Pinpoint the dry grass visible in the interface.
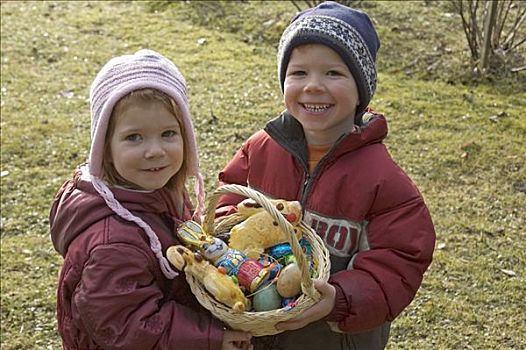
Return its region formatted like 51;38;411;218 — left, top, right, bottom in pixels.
1;1;524;349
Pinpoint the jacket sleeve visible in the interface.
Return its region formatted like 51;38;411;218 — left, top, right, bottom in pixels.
74;243;224;350
326;171;435;333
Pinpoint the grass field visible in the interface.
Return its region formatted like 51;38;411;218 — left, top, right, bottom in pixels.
1;1;525;349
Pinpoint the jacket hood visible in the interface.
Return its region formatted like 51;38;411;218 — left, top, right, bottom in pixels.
49;165;183;256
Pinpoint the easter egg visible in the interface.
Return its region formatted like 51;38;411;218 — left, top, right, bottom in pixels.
276;263;302;298
252;283;282;312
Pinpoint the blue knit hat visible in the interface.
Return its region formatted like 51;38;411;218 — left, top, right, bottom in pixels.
277;1;380;121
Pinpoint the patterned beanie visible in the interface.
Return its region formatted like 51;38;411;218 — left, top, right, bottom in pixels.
277;1;380;121
88;49;205;279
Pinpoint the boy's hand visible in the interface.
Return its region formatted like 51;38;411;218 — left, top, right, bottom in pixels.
222;330;253;350
275;279;336;331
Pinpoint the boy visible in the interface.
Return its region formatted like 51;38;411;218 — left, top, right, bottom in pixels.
217;2;435;349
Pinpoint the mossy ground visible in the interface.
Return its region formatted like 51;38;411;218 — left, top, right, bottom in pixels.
1;1;524;349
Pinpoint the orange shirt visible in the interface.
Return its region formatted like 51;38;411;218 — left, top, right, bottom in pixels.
307;143;332;173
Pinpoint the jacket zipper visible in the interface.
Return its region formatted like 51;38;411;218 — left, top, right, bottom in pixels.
300;135;347;205
300;153;327;205
264;113;350;206
300;173;310;205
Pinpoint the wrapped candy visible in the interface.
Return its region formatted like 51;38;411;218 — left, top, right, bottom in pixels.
258;255;281;279
177;221;270;293
266;242;294;265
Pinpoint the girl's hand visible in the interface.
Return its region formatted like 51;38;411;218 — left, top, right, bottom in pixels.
222;330;253;350
274;279;336;332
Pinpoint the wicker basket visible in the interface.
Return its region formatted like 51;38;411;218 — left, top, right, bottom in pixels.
186;184;331;336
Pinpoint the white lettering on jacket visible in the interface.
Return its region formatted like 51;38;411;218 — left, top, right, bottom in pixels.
304;211;363;257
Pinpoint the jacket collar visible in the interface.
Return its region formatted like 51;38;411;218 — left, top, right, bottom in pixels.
264;111;309;165
264;110;388;164
49;165;191;255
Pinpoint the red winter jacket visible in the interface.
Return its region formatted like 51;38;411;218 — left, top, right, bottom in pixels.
218;112;435;348
50;166;224;350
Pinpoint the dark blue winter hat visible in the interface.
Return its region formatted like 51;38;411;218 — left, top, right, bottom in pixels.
277;1;380;120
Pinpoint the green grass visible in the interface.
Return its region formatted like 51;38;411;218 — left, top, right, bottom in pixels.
1;1;525;349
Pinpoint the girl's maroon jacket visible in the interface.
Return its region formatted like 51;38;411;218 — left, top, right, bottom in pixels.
50;167;224;350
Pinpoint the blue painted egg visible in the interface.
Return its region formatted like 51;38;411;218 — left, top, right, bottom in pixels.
252;283;282;312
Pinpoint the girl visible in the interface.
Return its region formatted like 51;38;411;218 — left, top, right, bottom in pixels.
50;49;252;350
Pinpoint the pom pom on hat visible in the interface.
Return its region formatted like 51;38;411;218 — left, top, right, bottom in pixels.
87;49;205;279
277;1;380;121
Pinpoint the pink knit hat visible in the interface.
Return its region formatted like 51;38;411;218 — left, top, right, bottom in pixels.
87;49;205;279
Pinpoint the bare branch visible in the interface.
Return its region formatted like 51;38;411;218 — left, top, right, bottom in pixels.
503;4;526;48
510;65;526;72
290;1;303;12
470;0;481;59
481;0;498;70
457;0;478;59
494;0;512;47
454;0;524;71
509;36;526;51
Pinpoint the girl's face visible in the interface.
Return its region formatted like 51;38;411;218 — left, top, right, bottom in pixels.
108;100;184;191
283;43;360;145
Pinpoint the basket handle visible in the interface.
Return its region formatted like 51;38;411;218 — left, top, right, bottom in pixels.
202;184;318;300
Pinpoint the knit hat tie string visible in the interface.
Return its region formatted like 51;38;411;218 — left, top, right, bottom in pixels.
91;175;179;279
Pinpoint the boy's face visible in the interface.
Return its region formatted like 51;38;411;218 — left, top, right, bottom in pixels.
283;44;359;145
108;100;184;191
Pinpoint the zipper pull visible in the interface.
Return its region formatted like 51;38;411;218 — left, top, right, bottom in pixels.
301;173;310;202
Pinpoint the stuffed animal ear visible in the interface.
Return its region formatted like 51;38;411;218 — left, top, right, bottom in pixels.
176;221;214;249
239;198;261;208
237;198;264;216
166;246;188;270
